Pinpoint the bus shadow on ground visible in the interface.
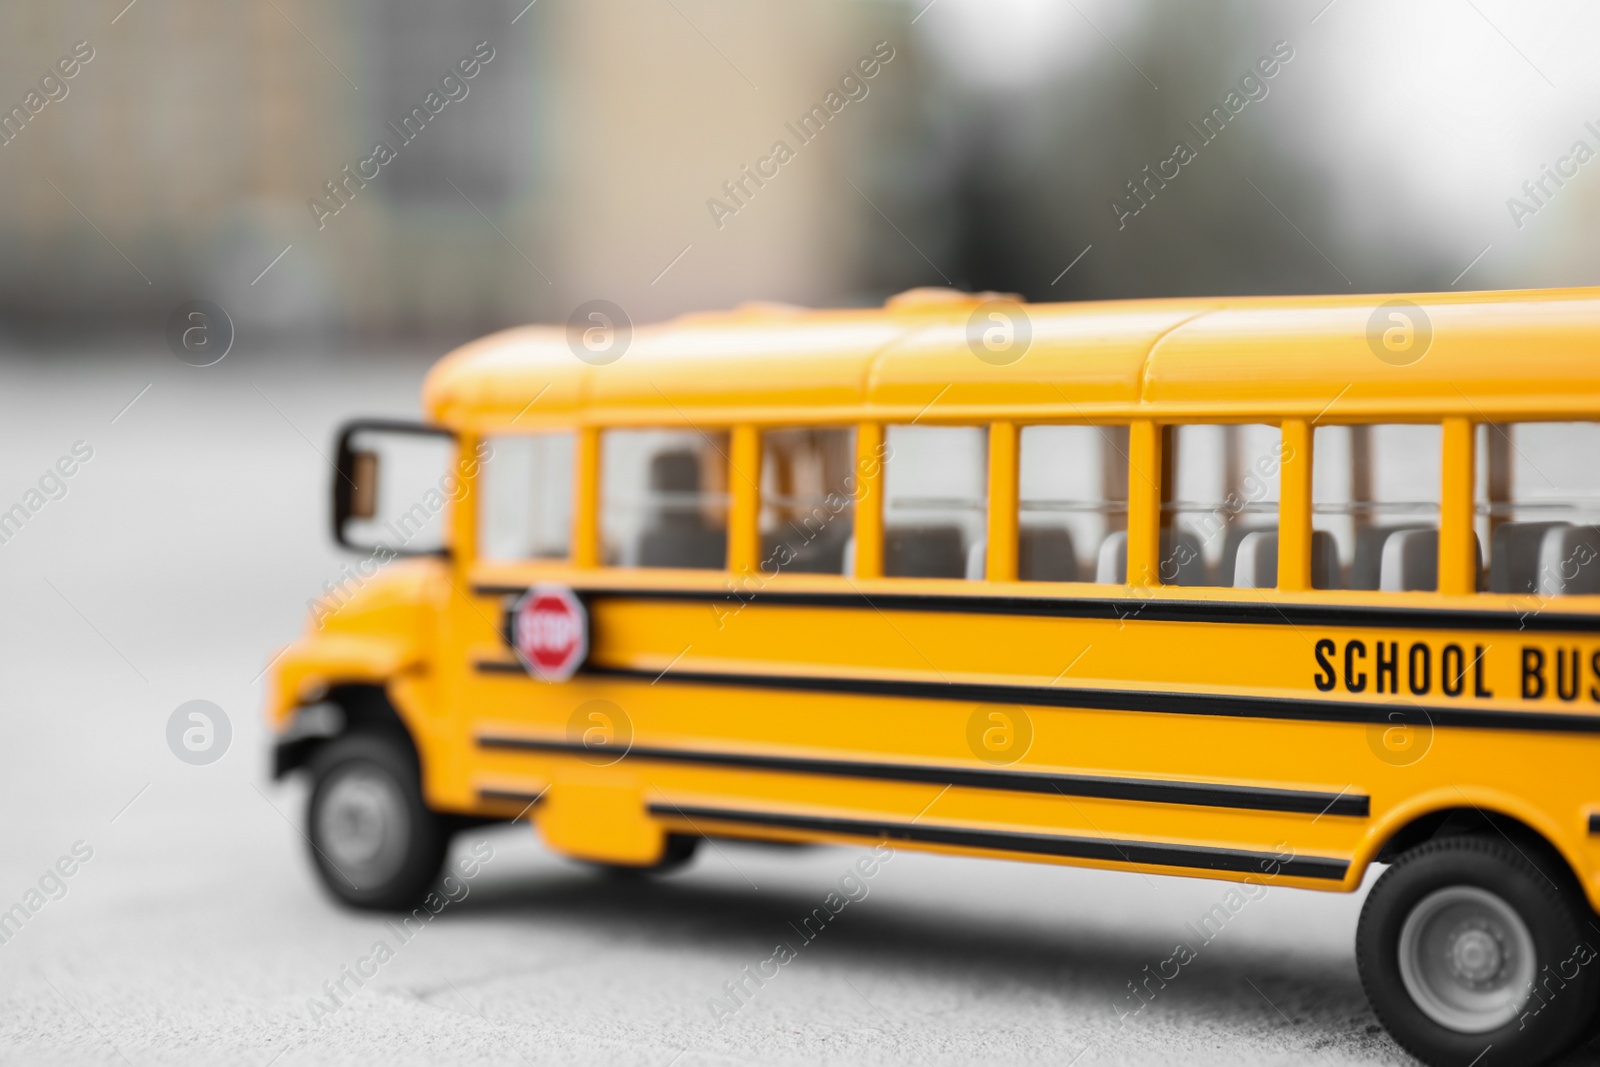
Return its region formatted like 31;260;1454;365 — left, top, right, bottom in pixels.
445;855;1600;1065
448;855;1409;1056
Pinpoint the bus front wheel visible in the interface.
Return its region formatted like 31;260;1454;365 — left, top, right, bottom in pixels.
305;733;448;911
1356;834;1599;1066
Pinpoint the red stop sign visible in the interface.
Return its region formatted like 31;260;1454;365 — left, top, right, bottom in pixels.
511;585;588;682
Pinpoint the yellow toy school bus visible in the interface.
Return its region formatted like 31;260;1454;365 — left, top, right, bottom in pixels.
269;286;1600;1066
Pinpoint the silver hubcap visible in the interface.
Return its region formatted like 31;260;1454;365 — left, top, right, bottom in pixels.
1397;886;1535;1033
317;767;410;886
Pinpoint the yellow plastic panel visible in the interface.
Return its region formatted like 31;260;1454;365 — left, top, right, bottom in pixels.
1145;291;1600;419
866;302;1207;417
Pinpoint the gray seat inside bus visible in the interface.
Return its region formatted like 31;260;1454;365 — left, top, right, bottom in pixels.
637;450;727;569
1489;520;1567;594
1231;530;1275;589
1350;524;1429;590
761;525;850;574
965;538;986;580
1094;529;1205;585
1537;525;1600;596
1231;529;1340;589
1377;528;1483;592
884;524;966;577
1020;526;1079;582
959;528;1082;582
1219;524;1266;590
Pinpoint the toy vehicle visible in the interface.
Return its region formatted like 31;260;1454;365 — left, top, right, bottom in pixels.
268;286;1600;1066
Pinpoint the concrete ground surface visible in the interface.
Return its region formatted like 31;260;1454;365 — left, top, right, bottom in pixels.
0;342;1594;1066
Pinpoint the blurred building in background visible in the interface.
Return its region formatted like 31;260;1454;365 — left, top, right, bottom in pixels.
0;0;554;339
0;0;1598;344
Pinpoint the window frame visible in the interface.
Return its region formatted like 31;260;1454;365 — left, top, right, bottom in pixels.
1276;417;1476;597
589;423;737;573
542;412;1533;600
473;428;579;565
999;419;1135;586
875;421;993;582
1472;416;1600;599
1153;421;1289;590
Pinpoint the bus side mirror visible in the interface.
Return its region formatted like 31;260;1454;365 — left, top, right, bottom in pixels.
333;420;458;557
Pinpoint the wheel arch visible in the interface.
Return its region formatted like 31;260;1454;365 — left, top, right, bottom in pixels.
272;682;421;781
1360;794;1590;906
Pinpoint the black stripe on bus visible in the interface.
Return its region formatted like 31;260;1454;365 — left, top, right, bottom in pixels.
472;657;1600;734
478;659;538;674
1589;813;1600;835
477;787;547;808
471;583;1600;633
475;735;1367;817
646;803;1349;881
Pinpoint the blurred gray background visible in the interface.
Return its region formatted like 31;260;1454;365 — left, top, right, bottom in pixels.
3;1;1600;1064
1;0;1596;342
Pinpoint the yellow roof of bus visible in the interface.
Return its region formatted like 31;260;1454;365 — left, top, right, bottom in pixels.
423;286;1600;429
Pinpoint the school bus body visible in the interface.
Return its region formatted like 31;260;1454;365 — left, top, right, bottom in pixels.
268;286;1600;909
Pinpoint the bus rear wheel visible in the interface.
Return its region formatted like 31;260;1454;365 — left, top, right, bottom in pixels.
1356;834;1599;1066
305;733;448;911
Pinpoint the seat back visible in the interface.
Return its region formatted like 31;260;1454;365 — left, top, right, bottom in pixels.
884;525;966;578
1537;526;1600;596
762;526;849;575
1232;531;1277;588
1094;529;1205;585
964;538;987;581
1019;526;1078;582
636;448;725;568
1490;521;1567;594
1219;524;1263;591
1310;529;1340;589
1160;529;1206;586
638;523;726;569
1352;524;1428;590
1230;529;1339;589
1379;529;1438;592
1377;529;1483;592
1095;531;1128;584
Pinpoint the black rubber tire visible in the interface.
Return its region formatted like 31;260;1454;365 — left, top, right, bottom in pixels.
305;733;448;911
597;834;700;878
1356;834;1600;1066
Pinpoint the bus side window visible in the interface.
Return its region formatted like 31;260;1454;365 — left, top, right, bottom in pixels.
760;427;855;575
882;425;987;579
1476;421;1600;596
1162;424;1282;588
479;432;575;561
1313;424;1446;591
1017;424;1128;583
601;428;730;570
